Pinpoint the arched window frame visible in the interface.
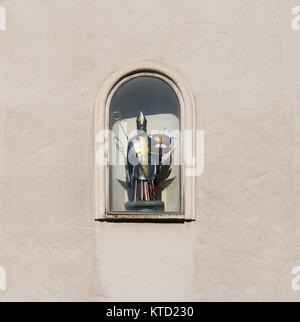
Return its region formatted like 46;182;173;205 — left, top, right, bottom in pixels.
0;7;6;31
95;61;196;221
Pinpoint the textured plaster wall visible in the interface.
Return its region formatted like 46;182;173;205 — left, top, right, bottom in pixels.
0;0;299;302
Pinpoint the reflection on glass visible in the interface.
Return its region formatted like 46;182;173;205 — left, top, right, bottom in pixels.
109;74;181;214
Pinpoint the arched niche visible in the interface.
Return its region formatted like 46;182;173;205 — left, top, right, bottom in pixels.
95;61;196;221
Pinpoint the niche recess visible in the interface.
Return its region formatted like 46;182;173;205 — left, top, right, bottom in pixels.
95;61;196;221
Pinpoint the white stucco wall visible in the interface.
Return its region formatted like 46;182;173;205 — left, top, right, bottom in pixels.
0;0;299;301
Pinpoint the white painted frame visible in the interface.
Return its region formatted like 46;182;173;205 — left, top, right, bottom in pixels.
95;61;196;221
0;7;6;31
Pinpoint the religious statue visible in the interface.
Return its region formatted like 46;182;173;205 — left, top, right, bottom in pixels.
123;110;174;212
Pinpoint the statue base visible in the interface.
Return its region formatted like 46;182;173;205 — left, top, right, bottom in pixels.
125;201;165;213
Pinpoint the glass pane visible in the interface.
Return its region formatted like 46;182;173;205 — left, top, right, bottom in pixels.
109;74;182;214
